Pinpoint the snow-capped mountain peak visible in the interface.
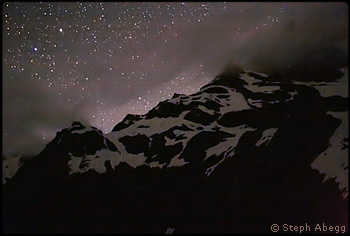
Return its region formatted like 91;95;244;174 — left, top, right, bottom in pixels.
3;64;348;234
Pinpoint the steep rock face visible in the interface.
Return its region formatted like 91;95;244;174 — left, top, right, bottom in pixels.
57;121;119;156
3;121;120;183
3;64;348;233
102;65;348;181
112;114;144;132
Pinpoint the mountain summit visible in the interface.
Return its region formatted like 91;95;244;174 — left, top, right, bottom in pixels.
3;65;348;233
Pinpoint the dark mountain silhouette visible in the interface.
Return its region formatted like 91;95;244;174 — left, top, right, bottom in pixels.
3;63;348;233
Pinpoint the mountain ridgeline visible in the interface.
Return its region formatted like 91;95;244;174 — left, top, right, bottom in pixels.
3;64;348;233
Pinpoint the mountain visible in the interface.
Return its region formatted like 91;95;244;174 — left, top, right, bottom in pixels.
3;64;348;233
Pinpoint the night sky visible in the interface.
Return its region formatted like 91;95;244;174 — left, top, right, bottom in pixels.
3;2;348;157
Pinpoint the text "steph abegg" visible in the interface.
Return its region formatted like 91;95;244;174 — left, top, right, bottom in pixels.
283;223;347;234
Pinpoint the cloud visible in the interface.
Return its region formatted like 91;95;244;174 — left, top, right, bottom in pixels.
3;77;90;156
235;2;348;74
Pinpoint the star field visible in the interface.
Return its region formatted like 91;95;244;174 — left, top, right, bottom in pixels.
3;2;347;157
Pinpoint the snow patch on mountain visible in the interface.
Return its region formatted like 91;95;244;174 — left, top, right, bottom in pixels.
218;88;251;113
245;70;269;78
311;111;348;198
244;84;281;94
68;154;82;174
68;146;123;174
120;150;147;168
247;98;263;108
255;128;278;147
168;155;188;167
287;91;298;101
148;161;167;168
2;155;22;184
197;104;215;115
293;67;348;98
71;126;95;134
240;73;280;94
108;112;188;139
240;73;263;84
205;125;256;161
204;125;256;176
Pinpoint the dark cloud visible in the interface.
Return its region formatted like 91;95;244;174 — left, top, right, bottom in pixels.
3;77;89;156
236;2;348;73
